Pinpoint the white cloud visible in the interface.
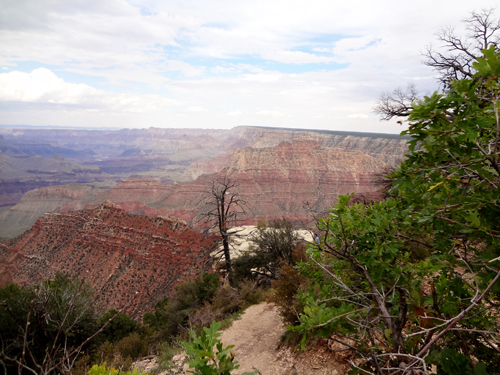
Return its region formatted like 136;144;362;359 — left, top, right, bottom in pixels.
256;109;288;118
347;114;369;119
0;68;181;113
260;50;334;64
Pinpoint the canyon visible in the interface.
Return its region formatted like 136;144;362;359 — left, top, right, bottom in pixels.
0;125;408;317
0;202;216;317
0;126;408;239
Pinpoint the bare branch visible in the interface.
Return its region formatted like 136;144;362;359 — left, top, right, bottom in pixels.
373;83;418;121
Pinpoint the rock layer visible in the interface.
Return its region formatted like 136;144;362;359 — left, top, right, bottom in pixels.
0;202;217;317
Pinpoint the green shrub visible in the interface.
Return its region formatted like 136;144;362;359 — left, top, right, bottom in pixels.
211;286;241;315
96;341;116;366
88;364;147;375
147;273;221;343
267;244;307;325
157;342;183;369
115;333;148;360
248;218;302;279
182;321;257;375
0;274;98;374
232;251;271;285
97;308;140;344
237;279;264;307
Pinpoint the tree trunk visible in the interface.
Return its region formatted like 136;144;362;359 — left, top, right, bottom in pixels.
222;233;235;287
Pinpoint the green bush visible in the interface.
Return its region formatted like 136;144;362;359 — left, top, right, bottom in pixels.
88;364;147;375
0;274;98;375
115;333;148;361
237;279;264;307
157;342;183;370
97;308;140;344
267;245;308;325
146;273;220;343
293;48;500;372
182;321;257;375
96;341;116;367
248;218;302;279
211;286;241;316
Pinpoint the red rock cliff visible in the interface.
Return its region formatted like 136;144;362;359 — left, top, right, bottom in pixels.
0;202;217;318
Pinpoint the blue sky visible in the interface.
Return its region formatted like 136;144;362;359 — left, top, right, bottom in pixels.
0;0;497;133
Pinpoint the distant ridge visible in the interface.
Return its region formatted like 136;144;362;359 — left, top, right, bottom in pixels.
234;125;409;139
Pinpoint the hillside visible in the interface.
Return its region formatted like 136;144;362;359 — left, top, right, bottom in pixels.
0;202;217;317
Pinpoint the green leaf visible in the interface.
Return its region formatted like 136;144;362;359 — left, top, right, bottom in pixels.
473;46;500;77
384;329;392;340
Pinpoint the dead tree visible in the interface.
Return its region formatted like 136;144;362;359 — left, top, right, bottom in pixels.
199;174;245;287
375;9;500;121
424;8;500;89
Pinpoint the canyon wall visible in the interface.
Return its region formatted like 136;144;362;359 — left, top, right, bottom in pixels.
0;127;409;239
0;202;217;317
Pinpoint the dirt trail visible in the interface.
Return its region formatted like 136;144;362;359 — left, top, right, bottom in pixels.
135;302;349;374
219;303;348;375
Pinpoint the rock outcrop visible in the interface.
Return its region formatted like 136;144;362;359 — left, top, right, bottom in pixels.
152;138;398;227
210;225;313;261
0;202;217;318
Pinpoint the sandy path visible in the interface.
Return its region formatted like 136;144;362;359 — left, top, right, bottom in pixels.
136;302;348;374
219;303;285;374
219;303;347;375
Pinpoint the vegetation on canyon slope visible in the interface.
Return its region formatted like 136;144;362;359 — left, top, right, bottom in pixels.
0;271;265;374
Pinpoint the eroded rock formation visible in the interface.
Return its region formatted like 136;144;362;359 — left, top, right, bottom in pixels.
0;202;217;317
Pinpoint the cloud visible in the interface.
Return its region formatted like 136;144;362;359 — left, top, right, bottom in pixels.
256;109;288;118
259;50;334;64
0;0;498;132
0;68;181;113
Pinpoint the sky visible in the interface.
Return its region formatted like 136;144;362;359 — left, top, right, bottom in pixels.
0;0;497;133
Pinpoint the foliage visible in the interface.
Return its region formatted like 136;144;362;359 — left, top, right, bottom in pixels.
115;333;148;361
144;273;220;342
267;245;308;325
292;49;500;374
87;363;147;375
237;217;302;281
236;279;264;307
250;218;301;267
97;308;141;344
0;274;98;375
182;321;257;375
157;342;183;370
210;286;242;316
95;341;116;367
